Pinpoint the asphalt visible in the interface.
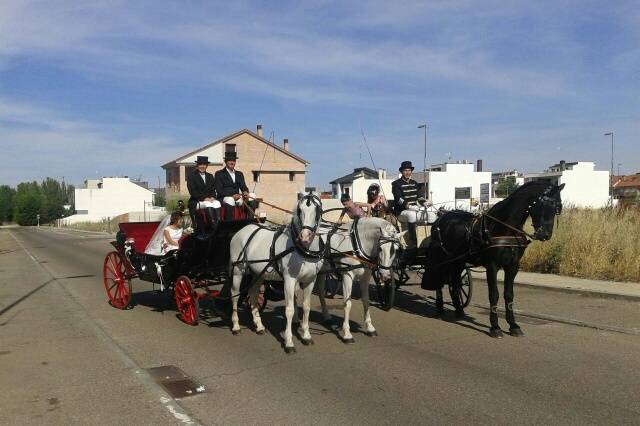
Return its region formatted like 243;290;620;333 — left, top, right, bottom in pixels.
2;227;640;425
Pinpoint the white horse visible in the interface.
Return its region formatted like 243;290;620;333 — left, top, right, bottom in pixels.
229;192;324;353
316;217;403;343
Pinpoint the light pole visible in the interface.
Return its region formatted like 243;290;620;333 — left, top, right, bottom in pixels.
617;163;622;176
418;123;427;199
605;132;614;202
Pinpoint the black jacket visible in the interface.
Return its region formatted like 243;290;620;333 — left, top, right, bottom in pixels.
187;169;216;202
391;177;420;215
214;168;249;198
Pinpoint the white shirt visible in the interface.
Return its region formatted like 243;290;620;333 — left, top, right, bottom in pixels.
163;226;183;253
200;172;206;183
226;167;236;183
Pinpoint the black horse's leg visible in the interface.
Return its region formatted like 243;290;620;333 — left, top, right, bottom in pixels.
503;263;523;336
450;267;465;319
486;263;503;338
435;288;444;317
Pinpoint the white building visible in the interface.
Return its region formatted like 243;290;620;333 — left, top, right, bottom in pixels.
330;167;395;203
491;170;525;196
65;177;158;224
524;161;610;208
414;161;492;210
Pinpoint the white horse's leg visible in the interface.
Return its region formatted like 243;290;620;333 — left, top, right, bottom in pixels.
299;283;314;344
292;285;301;325
341;274;355;343
249;278;266;334
283;276;297;353
316;274;331;324
360;270;377;336
230;270;243;335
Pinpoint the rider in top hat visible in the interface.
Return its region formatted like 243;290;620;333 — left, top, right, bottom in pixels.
392;160;426;260
214;151;257;219
187;155;221;229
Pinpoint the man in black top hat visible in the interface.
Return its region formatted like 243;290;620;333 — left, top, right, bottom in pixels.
214;151;257;219
187;155;221;231
392;160;426;261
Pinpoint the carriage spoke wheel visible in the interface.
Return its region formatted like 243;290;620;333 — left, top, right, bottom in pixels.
103;251;132;309
174;276;199;325
373;269;396;311
448;268;473;308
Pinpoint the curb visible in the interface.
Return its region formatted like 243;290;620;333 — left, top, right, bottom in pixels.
470;272;640;302
45;227;113;236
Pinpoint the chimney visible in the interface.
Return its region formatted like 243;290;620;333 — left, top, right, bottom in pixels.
560;160;566;171
476;159;483;172
283;138;289;151
378;168;385;180
256;124;263;137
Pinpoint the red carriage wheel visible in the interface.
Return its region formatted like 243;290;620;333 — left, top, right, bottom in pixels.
174;276;199;325
103;251;133;309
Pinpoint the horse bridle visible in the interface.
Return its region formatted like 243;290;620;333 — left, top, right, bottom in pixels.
349;219;400;271
291;193;324;257
526;187;562;237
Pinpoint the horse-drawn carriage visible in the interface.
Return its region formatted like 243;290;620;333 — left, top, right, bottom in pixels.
102;204;269;325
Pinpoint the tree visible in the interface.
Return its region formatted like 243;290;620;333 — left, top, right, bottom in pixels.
495;176;519;198
40;177;67;222
13;182;45;226
0;185;16;224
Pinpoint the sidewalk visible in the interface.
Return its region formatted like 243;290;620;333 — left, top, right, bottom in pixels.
470;269;640;301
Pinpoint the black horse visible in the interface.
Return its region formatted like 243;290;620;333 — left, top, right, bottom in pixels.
422;181;564;338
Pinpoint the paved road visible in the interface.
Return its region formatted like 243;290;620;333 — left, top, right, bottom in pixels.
2;227;640;425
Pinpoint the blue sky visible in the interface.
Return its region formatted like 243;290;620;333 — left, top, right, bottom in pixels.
1;0;638;189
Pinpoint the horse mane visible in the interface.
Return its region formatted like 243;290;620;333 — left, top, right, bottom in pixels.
488;180;550;217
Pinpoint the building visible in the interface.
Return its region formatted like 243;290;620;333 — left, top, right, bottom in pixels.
612;173;640;205
524;161;609;208
491;170;525;196
329;167;394;202
414;161;492;210
162;125;309;219
65;177;157;224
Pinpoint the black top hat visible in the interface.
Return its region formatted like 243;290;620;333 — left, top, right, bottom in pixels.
195;155;210;165
399;161;414;171
224;151;238;161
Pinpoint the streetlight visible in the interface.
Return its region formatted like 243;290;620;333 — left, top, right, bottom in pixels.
604;132;614;202
417;123;427;199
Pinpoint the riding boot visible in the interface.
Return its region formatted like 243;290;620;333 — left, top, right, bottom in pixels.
402;222;418;263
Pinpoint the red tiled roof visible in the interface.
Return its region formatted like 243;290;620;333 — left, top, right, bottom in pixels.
613;174;640;189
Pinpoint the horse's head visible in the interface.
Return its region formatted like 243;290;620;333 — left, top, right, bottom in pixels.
529;183;564;241
376;224;405;281
293;192;323;247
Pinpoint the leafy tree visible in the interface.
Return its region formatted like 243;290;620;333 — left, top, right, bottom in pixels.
13;182;45;226
495;176;520;198
41;177;67;223
154;193;166;207
0;185;16;224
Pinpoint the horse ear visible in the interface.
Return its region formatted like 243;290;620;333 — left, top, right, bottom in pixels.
396;230;407;240
297;193;303;201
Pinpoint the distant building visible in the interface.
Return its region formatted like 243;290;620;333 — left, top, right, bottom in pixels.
612;173;640;205
65;177;157;224
524;160;609;208
414;161;492;210
162;125;309;219
491;170;525;196
329;167;394;202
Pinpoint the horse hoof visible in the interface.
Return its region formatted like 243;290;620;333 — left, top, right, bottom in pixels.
489;328;503;339
342;337;355;344
455;310;465;320
365;330;378;337
284;346;296;354
301;338;314;346
510;327;524;337
256;329;266;335
231;329;241;336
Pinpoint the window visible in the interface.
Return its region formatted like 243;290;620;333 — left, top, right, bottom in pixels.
253;171;260;182
225;143;236;153
289;172;295;182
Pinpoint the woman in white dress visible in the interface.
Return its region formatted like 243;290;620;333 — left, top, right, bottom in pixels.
162;212;185;253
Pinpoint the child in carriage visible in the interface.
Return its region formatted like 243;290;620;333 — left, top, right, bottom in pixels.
338;193;368;223
162;212;187;253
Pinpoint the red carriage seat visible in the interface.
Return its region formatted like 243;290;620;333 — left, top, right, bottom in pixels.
219;205;249;221
118;222;161;253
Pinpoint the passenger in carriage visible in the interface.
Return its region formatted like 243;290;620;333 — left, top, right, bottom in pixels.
338;193;367;223
162;212;187;253
187;155;221;230
214;151;257;220
392;161;427;261
366;183;387;217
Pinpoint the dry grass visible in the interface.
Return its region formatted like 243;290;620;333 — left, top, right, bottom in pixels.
62;217;122;234
521;207;640;282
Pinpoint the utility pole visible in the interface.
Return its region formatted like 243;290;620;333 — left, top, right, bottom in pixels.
418;124;427;199
605;132;614;203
